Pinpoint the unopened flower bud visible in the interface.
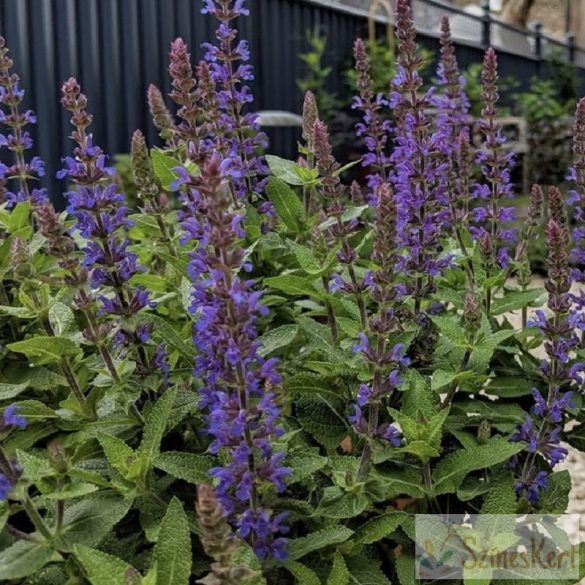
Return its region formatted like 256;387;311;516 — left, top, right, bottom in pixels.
10;236;31;280
463;291;482;331
47;441;68;473
477;419;491;443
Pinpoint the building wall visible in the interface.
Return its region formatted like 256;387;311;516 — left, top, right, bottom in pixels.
454;0;566;40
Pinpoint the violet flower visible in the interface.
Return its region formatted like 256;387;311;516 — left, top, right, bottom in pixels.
0;404;26;501
390;0;452;309
352;184;406;479
312;119;368;328
470;48;517;269
512;220;579;504
201;0;268;202
568;98;585;291
0;36;47;207
59;79;155;369
178;156;289;561
434;17;472;229
352;38;392;204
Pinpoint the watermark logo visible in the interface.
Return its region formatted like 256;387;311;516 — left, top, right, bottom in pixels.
415;514;580;581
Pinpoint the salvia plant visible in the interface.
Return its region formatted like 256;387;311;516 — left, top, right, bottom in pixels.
1;0;585;584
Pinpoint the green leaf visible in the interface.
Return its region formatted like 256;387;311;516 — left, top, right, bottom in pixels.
538;469;572;513
151;149;181;191
153;451;214;484
284;374;339;398
98;432;136;476
266;155;318;186
328;552;349;585
8;201;32;232
8;335;81;364
481;471;517;514
284;561;322;585
17;449;54;483
137;390;176;478
74;545;141;585
0;541;54;580
346;556;392;585
61;495;132;550
285;450;328;483
258;325;298;356
266;177;307;232
133;313;192;362
353;512;407;545
49;301;77;335
433;438;525;495
432;315;468;348
0;380;30;401
315;488;369;519
156;497;191;585
491;288;545;315
296;395;347;450
395;553;417;585
264;275;323;299
288;526;353;561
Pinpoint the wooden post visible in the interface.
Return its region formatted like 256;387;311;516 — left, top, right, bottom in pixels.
368;0;395;49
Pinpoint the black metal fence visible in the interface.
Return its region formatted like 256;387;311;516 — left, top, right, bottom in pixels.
0;0;584;203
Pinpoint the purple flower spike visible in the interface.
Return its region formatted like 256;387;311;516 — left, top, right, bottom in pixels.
470;48;517;268
0;36;47;207
179;154;288;560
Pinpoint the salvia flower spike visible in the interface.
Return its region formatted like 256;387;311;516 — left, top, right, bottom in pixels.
0;36;47;207
471;48;516;273
390;0;452;312
178;155;289;561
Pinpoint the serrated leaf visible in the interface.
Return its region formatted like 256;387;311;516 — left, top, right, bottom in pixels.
17;449;54;483
74;545;141;585
266;154;318;186
151;149;181;191
296;395;347;449
156;497;191;585
433;439;525;495
315;488;369;519
538;469;571;513
137;390;176;478
353;512;407;544
481;471;517;514
258;325;298;356
286;451;328;483
491;288;545;315
285;561;322;585
264;275;323;299
328;552;349;585
288;526;354;561
395;553;417;585
61;495;132;550
98;432;135;476
153;451;214;484
49;301;77;335
8;335;81;364
284;374;339;398
432;316;468;348
266;177;307;232
346;556;392;584
0;541;54;580
0;380;30;400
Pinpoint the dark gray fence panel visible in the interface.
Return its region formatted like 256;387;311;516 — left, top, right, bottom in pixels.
0;0;583;206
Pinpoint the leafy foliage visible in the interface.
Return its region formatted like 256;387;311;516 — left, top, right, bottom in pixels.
0;1;582;584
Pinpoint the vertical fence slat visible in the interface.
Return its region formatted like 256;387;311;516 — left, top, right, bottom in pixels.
0;0;582;204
